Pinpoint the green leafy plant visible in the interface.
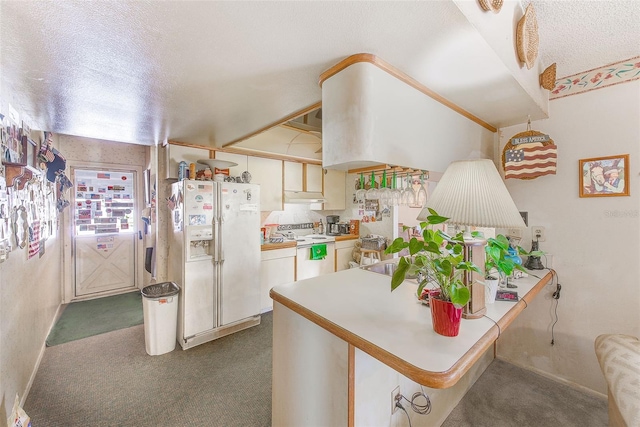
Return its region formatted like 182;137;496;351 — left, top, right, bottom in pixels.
484;234;544;282
384;208;480;307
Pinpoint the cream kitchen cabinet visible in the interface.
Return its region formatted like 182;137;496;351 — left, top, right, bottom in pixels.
305;164;323;192
260;247;296;313
284;161;323;193
334;238;357;271
165;144;211;179
215;153;283;211
213;152;248;177
248;156;283;211
284;161;303;191
321;169;346;210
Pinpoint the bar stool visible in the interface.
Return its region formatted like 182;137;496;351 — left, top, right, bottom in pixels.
360;249;381;266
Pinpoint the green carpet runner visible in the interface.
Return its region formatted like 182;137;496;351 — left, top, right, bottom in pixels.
46;291;143;346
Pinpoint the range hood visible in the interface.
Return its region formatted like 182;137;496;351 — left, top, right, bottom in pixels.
284;191;325;203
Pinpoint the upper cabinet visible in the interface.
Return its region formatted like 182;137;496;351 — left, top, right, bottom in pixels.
284;161;324;193
283;161;303;192
322;169;346;210
305;164;323;193
166;144;211;179
248;156;283;211
214;152;248;178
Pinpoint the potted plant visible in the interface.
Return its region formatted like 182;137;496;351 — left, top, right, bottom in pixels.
483;235;544;303
385;208;481;337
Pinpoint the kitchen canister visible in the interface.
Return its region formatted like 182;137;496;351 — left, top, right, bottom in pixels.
178;161;188;181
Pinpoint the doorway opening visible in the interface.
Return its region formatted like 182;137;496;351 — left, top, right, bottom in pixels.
72;167;138;298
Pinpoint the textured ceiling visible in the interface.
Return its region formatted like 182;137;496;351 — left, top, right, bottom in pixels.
535;0;640;78
1;1;638;149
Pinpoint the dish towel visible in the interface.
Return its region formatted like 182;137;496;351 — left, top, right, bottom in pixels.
310;244;327;260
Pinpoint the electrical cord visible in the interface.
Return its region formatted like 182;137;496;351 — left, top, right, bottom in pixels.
551;295;560;346
517;296;528;308
545;268;561;345
401;386;432;415
396;402;412;427
483;315;501;339
395;386;431;426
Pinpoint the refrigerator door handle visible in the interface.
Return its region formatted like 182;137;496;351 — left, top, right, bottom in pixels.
212;216;219;262
219;215;224;262
217;184;224;262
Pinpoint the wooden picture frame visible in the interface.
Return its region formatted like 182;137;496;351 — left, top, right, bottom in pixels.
26;138;37;168
580;154;629;197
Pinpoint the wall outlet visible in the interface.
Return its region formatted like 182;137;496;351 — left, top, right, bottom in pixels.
507;228;522;238
391;386;400;414
532;226;546;242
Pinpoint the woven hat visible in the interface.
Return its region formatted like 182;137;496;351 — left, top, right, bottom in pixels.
478;0;503;12
516;3;539;69
539;63;557;90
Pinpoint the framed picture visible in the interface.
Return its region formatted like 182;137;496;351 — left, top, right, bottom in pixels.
26;138;37;168
580;154;629;197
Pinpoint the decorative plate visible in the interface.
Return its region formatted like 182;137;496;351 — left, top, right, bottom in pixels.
197;159;238;170
241;170;252;183
516;3;539;70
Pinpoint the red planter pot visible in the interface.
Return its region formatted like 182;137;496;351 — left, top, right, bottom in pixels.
429;293;462;337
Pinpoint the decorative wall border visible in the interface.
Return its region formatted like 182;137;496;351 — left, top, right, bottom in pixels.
550;56;640;100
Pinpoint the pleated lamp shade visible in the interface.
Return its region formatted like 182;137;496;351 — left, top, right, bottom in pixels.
417;159;526;228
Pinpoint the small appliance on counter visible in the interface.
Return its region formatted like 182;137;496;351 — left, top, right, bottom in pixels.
337;223;350;235
326;215;340;236
349;219;360;236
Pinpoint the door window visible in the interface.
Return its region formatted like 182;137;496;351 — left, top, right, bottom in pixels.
74;169;135;236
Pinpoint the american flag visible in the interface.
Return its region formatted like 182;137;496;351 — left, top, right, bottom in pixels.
504;144;557;179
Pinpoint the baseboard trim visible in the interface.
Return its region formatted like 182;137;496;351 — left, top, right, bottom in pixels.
496;356;607;400
21;303;63;406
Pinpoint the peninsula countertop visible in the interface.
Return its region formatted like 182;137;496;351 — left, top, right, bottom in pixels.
270;266;553;388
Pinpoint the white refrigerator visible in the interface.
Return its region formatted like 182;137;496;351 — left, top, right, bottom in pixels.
168;180;261;349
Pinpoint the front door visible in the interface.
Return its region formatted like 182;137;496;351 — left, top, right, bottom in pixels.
73;168;137;297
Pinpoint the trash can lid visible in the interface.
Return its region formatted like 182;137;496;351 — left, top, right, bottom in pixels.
141;282;180;298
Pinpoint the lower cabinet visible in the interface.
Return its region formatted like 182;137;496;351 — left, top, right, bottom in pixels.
260;247;296;313
335;239;357;271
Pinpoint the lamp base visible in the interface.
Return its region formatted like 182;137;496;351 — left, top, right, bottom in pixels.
463;240;487;320
525;256;545;270
463;306;487;319
463;280;487;319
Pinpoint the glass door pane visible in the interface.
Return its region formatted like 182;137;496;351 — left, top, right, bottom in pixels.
74;169;136;236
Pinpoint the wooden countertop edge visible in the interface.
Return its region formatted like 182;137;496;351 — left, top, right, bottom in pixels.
261;241;297;251
318;53;497;133
270;270;552;389
334;235;359;242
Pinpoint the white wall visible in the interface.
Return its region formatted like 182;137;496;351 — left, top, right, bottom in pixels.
496;81;640;394
0;107;63;421
0;130;151;421
0;232;62;422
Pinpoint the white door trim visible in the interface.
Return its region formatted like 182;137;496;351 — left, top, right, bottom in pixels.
62;160;144;303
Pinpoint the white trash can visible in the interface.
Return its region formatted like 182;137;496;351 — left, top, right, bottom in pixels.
141;282;180;356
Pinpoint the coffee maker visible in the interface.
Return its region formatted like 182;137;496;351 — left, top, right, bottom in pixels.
326;215;340;235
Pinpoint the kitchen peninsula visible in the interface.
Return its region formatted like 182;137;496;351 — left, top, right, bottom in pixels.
270;266;552;426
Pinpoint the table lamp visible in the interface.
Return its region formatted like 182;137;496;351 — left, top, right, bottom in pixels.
416;159;526;318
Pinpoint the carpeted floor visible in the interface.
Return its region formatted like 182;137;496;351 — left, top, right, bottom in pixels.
46;291;143;346
442;358;608;427
26;310;606;426
27;313;272;427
